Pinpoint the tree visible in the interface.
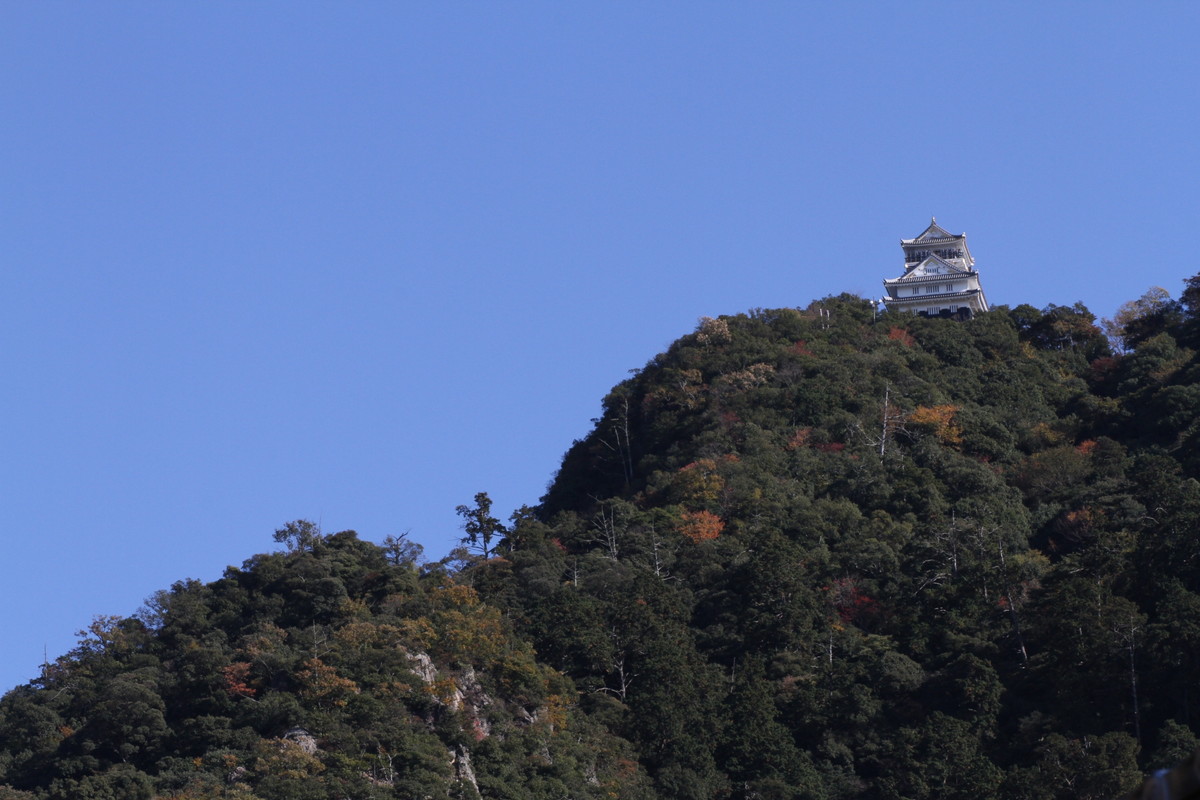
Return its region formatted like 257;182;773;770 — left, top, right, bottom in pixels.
1176;272;1200;346
272;520;321;554
718;657;823;799
1102;287;1177;352
876;712;1002;800
1021;302;1110;358
677;509;724;543
456;492;506;560
382;531;424;566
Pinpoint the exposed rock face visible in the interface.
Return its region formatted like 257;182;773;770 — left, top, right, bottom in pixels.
282;727;318;755
403;649;438;683
453;667;492;740
452;745;479;795
401;650;494;741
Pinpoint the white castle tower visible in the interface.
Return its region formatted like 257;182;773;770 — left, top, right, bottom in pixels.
882;219;989;318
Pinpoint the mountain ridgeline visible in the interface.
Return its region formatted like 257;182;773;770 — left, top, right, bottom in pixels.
4;279;1200;800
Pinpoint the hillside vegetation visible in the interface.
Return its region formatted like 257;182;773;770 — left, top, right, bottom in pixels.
3;277;1200;800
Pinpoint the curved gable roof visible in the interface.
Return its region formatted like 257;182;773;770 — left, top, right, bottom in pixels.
901;218;963;245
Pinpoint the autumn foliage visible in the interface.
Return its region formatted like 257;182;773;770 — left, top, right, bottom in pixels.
907;404;963;446
887;326;916;347
678;509;724;543
827;577;880;625
675;459;724;505
222;661;257;699
295;658;360;708
784;427;812;450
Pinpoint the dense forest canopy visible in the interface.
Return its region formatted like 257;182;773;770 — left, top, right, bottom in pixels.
3;274;1200;800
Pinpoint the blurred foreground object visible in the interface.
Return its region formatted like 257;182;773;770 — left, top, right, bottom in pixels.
1122;749;1200;800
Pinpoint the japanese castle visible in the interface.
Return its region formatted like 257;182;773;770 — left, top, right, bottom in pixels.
882;219;989;318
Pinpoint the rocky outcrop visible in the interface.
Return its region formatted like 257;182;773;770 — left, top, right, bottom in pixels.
452;745;479;796
282;727;318;755
402;649;438;684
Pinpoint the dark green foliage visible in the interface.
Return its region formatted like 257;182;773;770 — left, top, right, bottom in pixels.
0;528;654;800
5;274;1200;799
515;280;1200;798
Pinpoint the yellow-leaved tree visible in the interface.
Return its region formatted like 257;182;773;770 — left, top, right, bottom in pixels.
908;404;963;447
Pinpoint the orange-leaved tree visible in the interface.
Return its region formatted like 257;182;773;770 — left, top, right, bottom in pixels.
908;404;963;447
678;509;724;543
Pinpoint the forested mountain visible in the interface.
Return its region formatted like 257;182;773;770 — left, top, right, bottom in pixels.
3;277;1200;800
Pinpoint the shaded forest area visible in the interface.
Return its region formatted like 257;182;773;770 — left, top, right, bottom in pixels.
3;276;1200;800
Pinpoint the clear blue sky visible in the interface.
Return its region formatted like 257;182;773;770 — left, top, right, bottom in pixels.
3;3;1198;692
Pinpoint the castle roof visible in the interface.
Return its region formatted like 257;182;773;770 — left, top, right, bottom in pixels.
883;254;973;285
901;218;964;246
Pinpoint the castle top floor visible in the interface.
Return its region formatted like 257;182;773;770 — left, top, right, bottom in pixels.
899;218;974;273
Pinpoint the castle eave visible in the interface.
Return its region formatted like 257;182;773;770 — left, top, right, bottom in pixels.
886;289;981;303
885;270;975;285
901;234;962;246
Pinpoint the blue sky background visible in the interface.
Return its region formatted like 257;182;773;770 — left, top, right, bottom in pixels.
3;3;1198;692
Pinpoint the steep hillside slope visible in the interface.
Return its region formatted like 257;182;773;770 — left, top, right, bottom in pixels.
485;290;1200;800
